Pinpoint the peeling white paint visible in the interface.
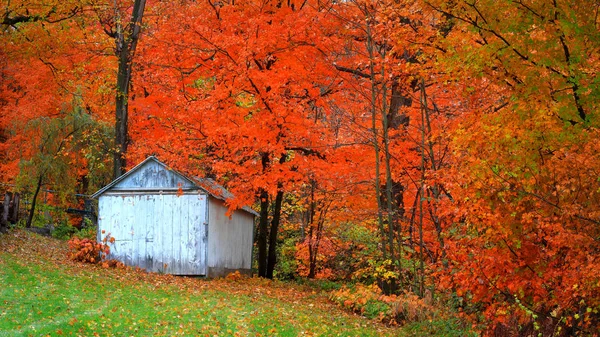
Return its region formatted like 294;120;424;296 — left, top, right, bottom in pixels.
94;157;255;277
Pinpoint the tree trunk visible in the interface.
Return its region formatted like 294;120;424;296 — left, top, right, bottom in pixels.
265;188;284;279
307;225;316;278
308;217;324;279
380;68;397;269
113;0;147;179
26;176;43;228
420;80;448;267
306;182;317;278
257;188;269;277
365;15;387;260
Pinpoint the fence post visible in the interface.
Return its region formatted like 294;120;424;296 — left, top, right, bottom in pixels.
10;193;20;224
1;192;11;227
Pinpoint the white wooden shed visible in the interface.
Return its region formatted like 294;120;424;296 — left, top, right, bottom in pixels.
91;156;257;277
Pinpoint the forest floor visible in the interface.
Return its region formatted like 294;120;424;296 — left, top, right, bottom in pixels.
0;229;401;336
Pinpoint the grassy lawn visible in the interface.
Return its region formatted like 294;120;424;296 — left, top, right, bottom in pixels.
0;230;398;337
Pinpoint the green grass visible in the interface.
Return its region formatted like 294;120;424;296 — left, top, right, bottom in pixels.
0;230;397;336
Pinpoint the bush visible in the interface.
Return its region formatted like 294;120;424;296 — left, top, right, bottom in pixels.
295;278;343;292
274;237;298;280
67;237;108;263
225;271;245;281
67;233;122;268
403;317;478;337
76;225;97;240
330;283;476;335
330;283;392;321
52;221;78;240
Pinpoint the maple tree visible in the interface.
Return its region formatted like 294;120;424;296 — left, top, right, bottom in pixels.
129;0;347;279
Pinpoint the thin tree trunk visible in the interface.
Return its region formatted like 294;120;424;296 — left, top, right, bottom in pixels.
365;11;387;260
307;182;317;278
257;188;269;278
407;188;420;249
309;213;326;278
113;0;147;179
307;224;315;278
420;79;448;267
308;221;321;279
418;78;428;296
266;187;284;279
379;50;398;272
26;175;43;228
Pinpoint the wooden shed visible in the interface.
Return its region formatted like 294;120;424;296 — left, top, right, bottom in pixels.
91;156;257;277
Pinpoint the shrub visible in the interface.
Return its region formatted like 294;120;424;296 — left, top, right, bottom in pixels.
67;237;109;263
67;233;121;268
403;317;478;337
76;225;97;240
298;278;342;292
390;291;437;323
330;283;476;335
274;237;298;280
225;271;245;281
52;221;77;240
330;283;392;321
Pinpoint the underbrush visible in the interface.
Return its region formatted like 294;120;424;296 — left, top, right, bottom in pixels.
330;283;476;336
53;220;97;240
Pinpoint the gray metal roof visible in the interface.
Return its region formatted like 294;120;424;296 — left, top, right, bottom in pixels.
91;156;258;216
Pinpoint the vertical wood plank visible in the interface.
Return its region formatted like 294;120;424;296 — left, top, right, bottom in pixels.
109;196;120;260
116;196;127;263
154;193;163;273
199;194;207;274
97;197;105;245
172;195;181;274
162;194;172;274
188;195;198;273
181;195;191;274
128;196;136;268
141;194;151;270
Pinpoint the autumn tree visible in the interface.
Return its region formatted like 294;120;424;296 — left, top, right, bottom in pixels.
1;0;115;208
428;0;600;333
321;0;456;295
129;0;343;279
17;107;109;227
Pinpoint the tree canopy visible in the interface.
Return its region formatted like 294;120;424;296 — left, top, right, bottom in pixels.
1;0;598;334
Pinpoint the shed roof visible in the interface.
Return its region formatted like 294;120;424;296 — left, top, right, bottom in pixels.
91;156;258;216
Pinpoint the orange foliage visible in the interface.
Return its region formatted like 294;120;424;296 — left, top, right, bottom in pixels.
2;0;599;334
67;234;119;268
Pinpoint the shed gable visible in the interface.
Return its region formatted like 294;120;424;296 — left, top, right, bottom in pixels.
112;159;195;190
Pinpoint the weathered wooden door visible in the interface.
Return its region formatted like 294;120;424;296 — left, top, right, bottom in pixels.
98;193;207;275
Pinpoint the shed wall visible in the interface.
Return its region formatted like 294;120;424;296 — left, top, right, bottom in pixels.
98;193;207;275
207;198;254;277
